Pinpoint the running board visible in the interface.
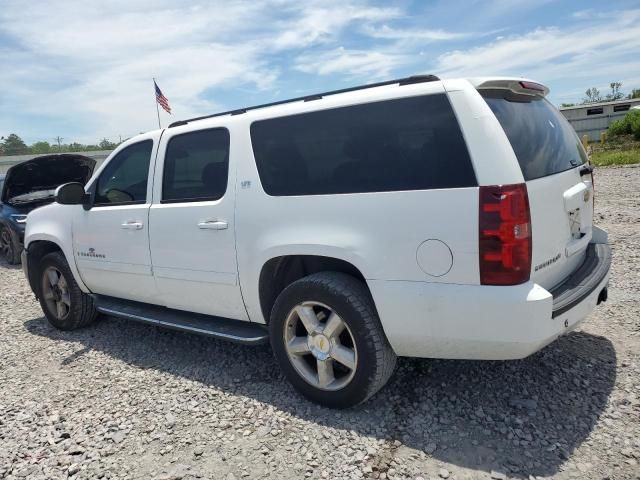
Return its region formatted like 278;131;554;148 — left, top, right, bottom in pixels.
93;295;269;345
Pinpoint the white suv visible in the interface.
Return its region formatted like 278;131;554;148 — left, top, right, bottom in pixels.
22;75;611;408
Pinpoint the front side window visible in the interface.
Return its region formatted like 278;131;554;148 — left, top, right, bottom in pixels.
162;128;229;203
250;94;476;196
94;140;153;205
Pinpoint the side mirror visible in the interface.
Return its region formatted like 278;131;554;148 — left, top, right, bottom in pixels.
55;182;87;205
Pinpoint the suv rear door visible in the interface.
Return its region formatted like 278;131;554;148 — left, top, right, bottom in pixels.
479;87;593;290
148;126;248;320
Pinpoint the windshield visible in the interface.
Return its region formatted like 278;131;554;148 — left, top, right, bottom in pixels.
480;89;587;180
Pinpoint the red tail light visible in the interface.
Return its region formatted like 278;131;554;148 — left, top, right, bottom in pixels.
479;183;532;285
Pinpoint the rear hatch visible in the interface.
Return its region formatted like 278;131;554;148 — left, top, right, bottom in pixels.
479;86;593;290
2;154;96;206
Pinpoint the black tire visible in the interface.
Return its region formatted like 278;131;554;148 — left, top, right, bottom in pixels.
270;272;397;408
37;251;97;330
0;224;21;265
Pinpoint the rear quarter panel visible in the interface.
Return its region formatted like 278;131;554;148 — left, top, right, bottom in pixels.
233;86;482;323
443;79;525;186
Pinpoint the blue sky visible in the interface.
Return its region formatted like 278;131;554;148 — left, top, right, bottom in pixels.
1;0;639;145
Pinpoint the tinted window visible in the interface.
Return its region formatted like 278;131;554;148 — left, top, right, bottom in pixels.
95;140;153;205
250;94;476;196
481;90;587;181
162;128;229;203
587;107;604;115
613;104;630;112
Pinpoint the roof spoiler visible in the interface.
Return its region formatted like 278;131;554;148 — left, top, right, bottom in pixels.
473;78;550;97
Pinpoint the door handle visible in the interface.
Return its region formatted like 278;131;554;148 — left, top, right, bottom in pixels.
121;221;143;230
198;220;228;230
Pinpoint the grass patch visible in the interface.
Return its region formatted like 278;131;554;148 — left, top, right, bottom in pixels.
591;146;640;166
590;136;640;166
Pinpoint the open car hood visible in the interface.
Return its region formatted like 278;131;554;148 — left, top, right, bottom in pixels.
2;154;96;205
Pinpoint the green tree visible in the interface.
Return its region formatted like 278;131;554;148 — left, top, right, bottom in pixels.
629;88;640;99
99;138;117;149
582;87;602;104
30;141;52;154
0;133;29;155
607;110;640;139
560;102;576;108
606;82;624;101
68;142;86;152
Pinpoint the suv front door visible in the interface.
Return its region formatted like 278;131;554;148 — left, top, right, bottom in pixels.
149;126;247;320
73;135;159;304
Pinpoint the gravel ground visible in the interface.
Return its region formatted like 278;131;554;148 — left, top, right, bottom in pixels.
1;166;638;480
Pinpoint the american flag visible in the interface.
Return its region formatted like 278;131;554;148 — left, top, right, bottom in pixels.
154;80;171;114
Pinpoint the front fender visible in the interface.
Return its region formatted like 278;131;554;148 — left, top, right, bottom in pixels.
25;233;90;294
24;204;90;294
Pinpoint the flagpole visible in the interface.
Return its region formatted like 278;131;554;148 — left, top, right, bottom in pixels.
153;78;161;129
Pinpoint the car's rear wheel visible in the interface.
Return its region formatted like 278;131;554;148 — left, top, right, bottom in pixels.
0;225;21;265
270;272;396;408
38;252;97;330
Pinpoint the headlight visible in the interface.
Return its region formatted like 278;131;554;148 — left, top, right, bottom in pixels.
10;214;27;224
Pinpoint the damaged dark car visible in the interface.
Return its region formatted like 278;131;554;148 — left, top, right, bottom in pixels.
0;154;95;264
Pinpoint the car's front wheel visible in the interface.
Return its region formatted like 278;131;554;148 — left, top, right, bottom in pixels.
37;251;97;330
270;272;396;408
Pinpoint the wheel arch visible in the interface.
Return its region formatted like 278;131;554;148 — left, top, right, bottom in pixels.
25;236;90;296
257;254;369;325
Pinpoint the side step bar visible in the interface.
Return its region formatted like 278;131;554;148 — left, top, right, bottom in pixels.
93;295;269;345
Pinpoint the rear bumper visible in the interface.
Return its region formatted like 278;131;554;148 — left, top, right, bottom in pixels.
369;240;611;360
550;243;611;318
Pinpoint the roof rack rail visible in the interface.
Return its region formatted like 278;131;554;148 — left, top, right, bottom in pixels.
168;74;439;128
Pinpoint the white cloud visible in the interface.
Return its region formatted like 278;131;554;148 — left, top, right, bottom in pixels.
269;3;400;50
362;24;468;42
0;0;399;143
294;47;408;79
435;9;640;84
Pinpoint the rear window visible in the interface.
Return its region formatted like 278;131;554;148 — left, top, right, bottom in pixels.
481;90;587;181
162;128;229;203
250;94;476;196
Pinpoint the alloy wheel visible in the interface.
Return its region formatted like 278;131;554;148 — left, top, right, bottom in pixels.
41;267;71;320
283;301;358;391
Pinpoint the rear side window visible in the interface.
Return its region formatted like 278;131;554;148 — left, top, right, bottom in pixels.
481;90;587;181
162;128;229;203
95;140;153;205
250;94;476;196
